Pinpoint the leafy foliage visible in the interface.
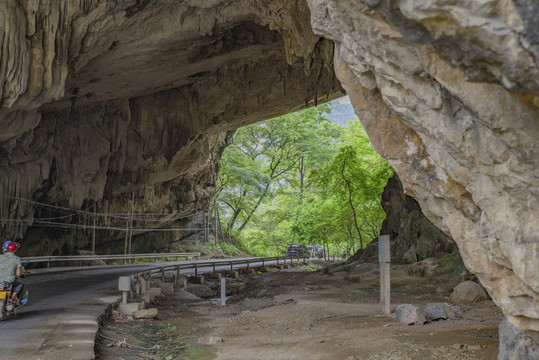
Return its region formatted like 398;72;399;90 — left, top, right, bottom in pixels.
215;102;392;256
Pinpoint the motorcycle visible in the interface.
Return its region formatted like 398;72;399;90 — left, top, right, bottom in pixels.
0;281;28;320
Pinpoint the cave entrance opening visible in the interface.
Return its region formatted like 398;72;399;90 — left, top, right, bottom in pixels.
213;95;393;259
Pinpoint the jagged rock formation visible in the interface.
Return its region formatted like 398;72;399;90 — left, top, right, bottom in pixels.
307;0;539;338
0;0;538;354
380;173;454;263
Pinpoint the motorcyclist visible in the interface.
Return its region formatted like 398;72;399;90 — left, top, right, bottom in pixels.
0;241;24;305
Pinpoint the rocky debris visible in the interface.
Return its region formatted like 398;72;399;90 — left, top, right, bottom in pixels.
132;308;158;320
498;317;539;360
110;309;134;322
396;303;462;325
450;281;489;305
395;304;427;325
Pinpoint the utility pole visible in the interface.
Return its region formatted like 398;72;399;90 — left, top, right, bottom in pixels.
92;202;96;254
124;200;129;255
128;193;134;255
203;211;208;242
214;197;218;245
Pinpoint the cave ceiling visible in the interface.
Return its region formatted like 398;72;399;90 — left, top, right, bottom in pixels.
0;0;538;339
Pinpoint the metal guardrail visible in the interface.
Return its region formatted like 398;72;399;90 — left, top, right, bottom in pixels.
124;256;307;297
21;252;201;268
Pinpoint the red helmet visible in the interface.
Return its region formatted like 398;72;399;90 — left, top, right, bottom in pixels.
6;242;20;253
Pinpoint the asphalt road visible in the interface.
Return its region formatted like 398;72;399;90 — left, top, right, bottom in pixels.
0;257;285;360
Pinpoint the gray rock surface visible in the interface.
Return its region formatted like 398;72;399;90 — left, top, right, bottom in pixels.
449;281;489;305
425;304;447;322
395;304;427;325
132;308;159;320
498;317;539;360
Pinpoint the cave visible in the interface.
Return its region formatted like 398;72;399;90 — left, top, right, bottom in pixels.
0;0;537;357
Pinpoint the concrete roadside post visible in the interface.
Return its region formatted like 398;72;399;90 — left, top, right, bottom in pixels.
379;235;390;315
220;277;226;306
118;276;131;304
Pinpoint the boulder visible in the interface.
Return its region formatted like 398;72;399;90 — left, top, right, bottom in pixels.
450;281;488;305
425;304;447;321
395;304;427;325
498;317;539;360
133;308;158;319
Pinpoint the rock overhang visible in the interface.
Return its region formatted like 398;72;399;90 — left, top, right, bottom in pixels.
0;0;538;343
0;0;342;249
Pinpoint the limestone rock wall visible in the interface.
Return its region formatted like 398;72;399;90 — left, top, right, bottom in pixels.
0;1;341;255
381;173;454;264
307;0;538;331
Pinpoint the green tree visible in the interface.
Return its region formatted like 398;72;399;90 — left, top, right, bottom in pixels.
216;103;392;257
217;104;341;239
311;121;392;249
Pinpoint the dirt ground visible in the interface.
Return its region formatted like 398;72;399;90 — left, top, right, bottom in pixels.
96;260;502;360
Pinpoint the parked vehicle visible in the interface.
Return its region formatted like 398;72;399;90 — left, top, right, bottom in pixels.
286;244;310;258
0;281;28;320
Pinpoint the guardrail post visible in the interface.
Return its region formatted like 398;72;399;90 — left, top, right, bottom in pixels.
161;268;165;283
276;257;279;265
194;263;198;276
176;267;180;284
262;258;265;267
212;263;216;273
247;260;250;270
230;261;233;271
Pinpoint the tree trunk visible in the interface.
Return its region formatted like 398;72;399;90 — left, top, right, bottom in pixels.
238;182;270;231
341;161;364;249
